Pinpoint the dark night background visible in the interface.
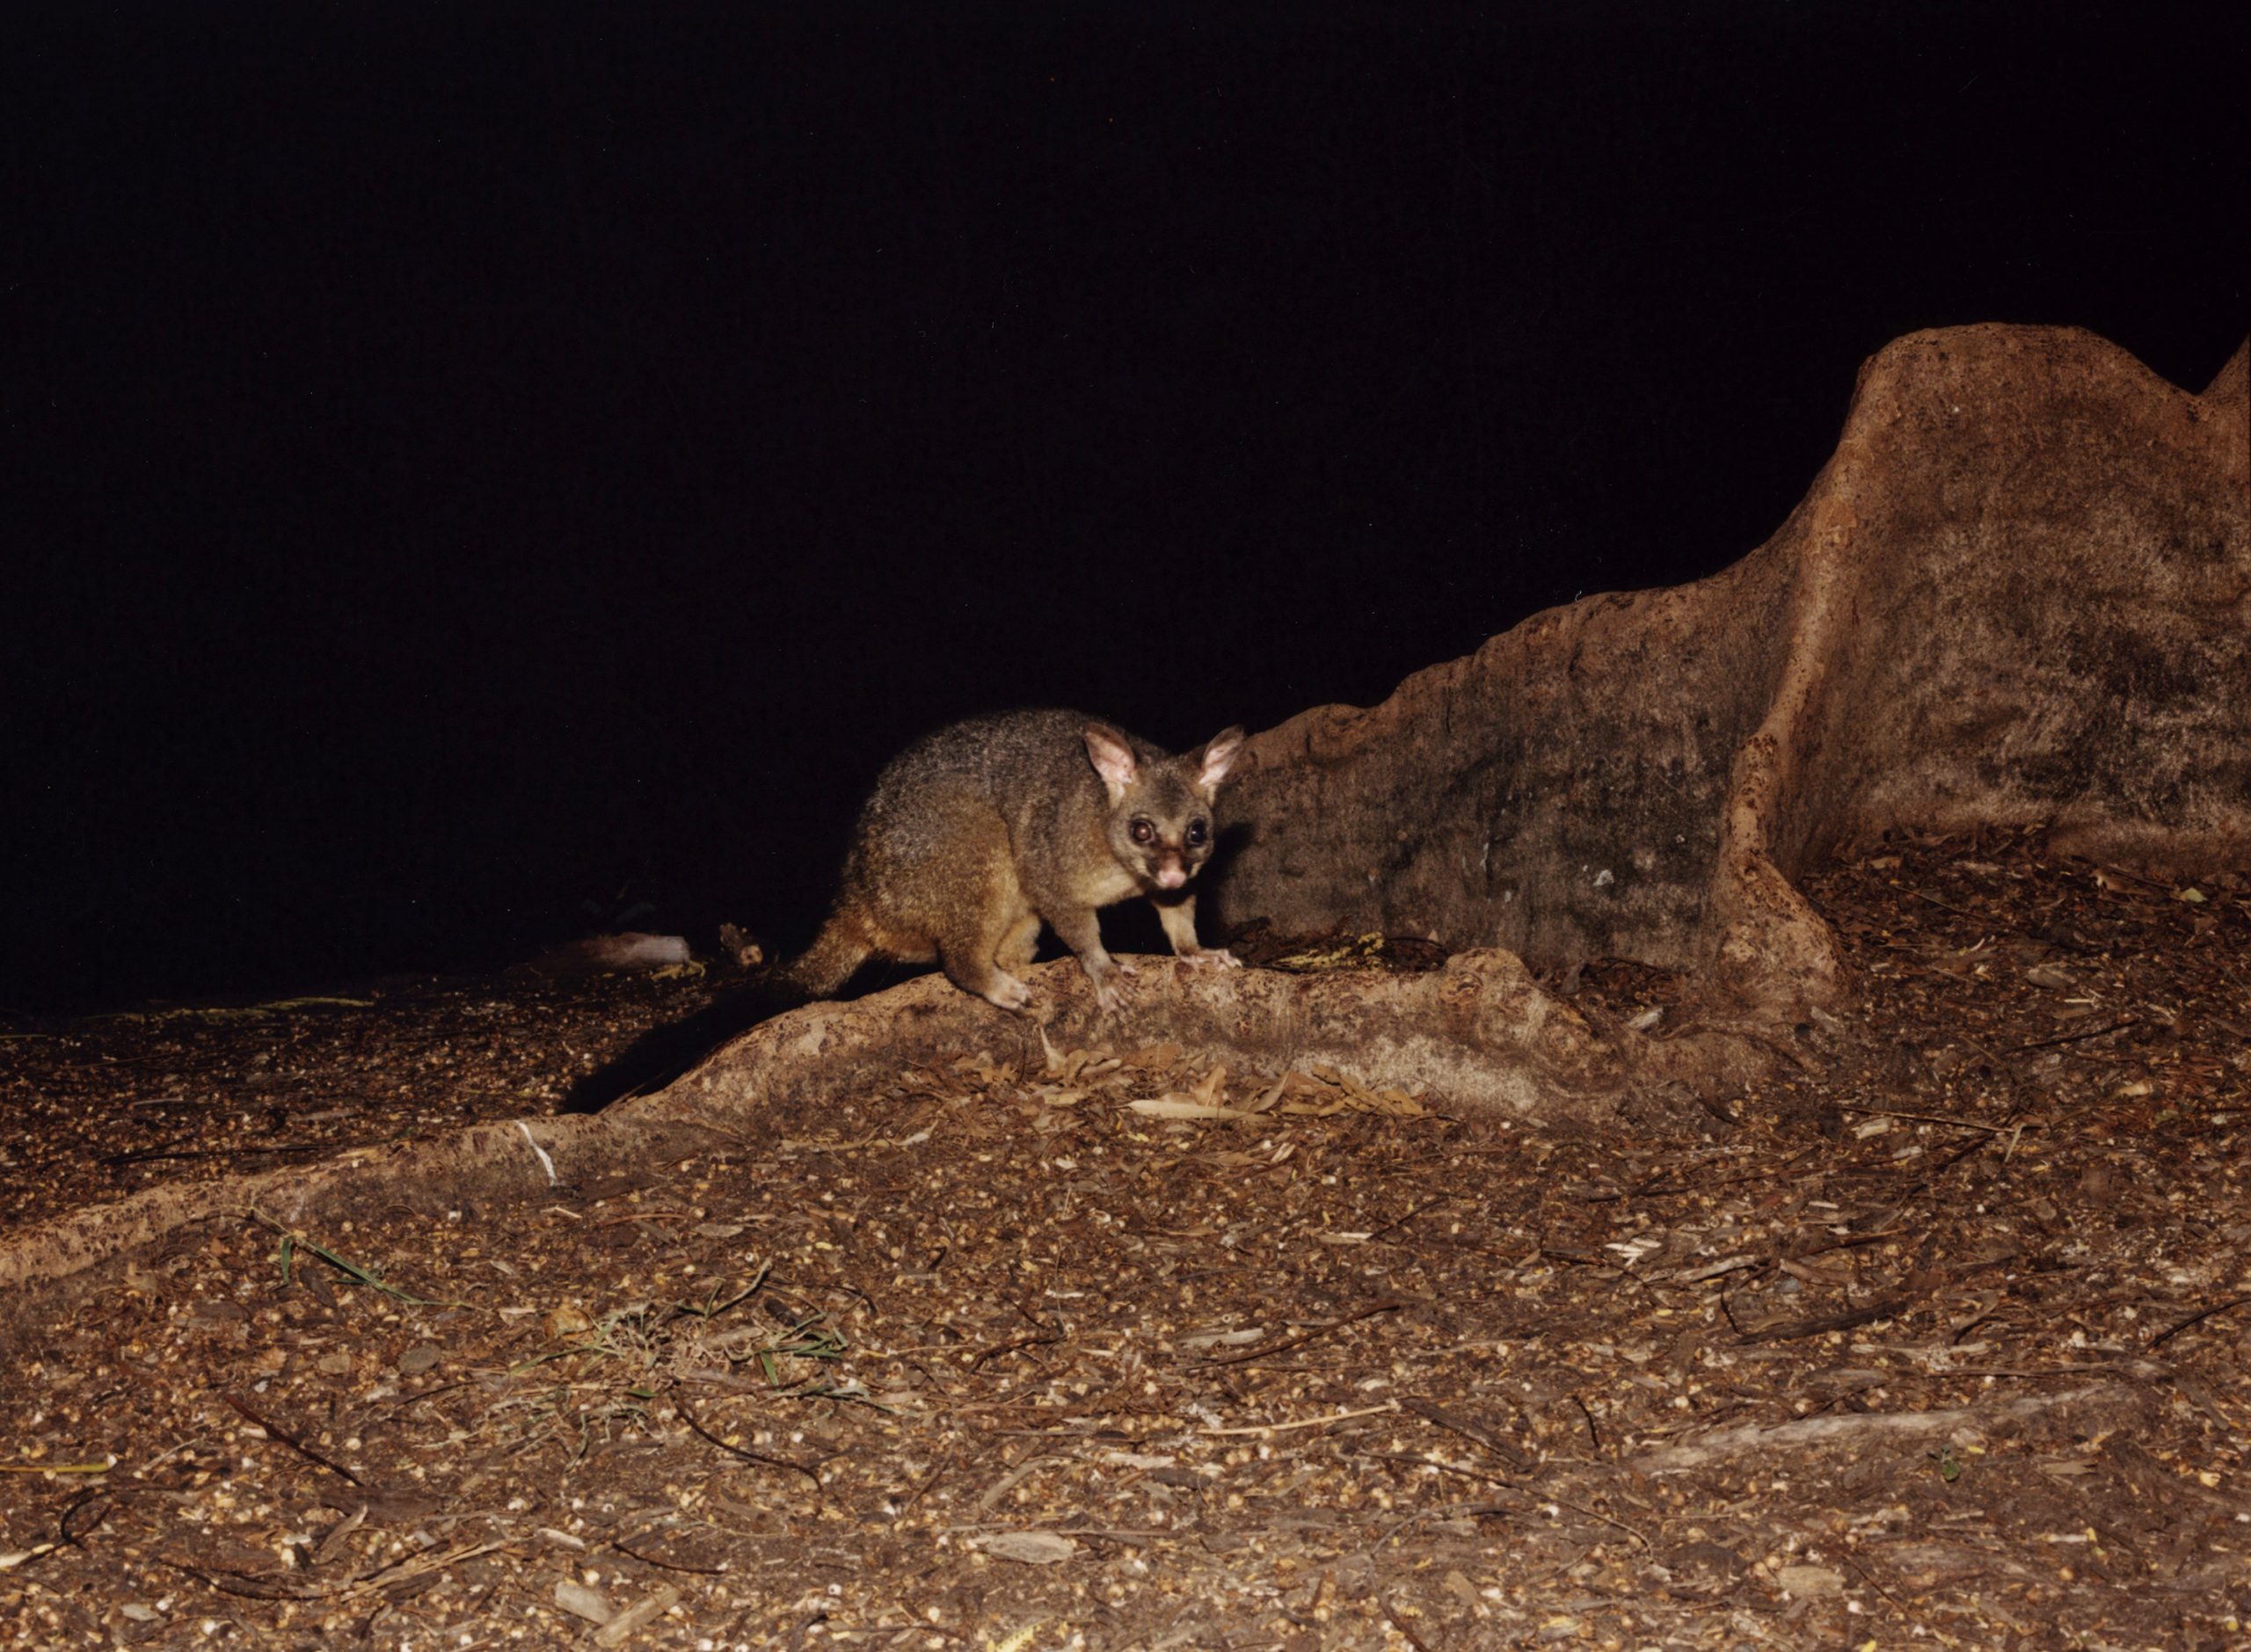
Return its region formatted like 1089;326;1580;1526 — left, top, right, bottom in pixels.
7;4;2244;1014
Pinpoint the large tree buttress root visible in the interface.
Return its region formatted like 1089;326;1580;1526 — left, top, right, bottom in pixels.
1209;325;2248;1015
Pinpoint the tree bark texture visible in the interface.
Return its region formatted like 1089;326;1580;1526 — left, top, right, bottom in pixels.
1206;325;2249;1014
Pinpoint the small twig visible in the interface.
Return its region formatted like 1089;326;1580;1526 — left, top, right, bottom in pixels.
1199;1401;1398;1437
60;1485;121;1546
1570;1394;1601;1454
346;1538;509;1595
1830;1101;2015;1134
101;1143;343;1168
1051;1524;1181;1543
672;1398;824;1490
1839;1547;1908;1611
1009;1293;1058;1334
2148;1293;2251;1350
1382;1595;1439;1652
593;1209;696;1231
1925;1129;2010;1176
4;1484;182;1571
1359;1449;1519;1491
1437;1485;1650;1550
1546;1490;1650;1548
1911;890;1983;920
974;1451;1069;1511
1635;1142;1827;1197
1701;1020;1816;1073
1737;1278;1935;1350
149;1554;309;1601
1956;1034;2027;1087
894;1452;951;1517
1737;1270;1944;1343
2000;1016;2134;1054
1398;1396;1533;1472
1207;1299;1402;1367
0;1459;113;1475
607;1532;727;1576
1363;1194;1460;1244
225;1395;364;1488
967;1330;1064;1373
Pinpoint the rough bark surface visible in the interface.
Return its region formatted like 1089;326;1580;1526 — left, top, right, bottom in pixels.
1206;324;2251;1013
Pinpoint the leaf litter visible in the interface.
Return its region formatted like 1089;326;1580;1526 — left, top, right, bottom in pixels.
1;824;2247;1648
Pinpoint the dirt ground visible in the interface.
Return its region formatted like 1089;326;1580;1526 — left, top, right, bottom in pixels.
4;831;2248;1651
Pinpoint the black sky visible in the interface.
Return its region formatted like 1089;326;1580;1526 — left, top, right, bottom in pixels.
8;4;2245;1012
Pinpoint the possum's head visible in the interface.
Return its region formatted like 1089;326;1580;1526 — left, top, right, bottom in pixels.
1084;723;1245;891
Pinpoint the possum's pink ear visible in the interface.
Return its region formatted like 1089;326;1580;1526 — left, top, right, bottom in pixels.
1197;726;1245;790
1083;724;1140;797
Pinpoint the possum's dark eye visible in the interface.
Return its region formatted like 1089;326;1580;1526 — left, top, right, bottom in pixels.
1186;819;1209;848
1131;819;1156;845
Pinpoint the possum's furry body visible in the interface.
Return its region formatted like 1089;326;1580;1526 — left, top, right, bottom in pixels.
790;710;1244;1010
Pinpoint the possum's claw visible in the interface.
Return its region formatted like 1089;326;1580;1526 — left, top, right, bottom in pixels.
1176;948;1241;970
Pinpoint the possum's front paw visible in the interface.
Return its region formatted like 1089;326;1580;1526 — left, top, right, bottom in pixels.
1177;947;1241;970
1083;957;1135;1010
982;973;1035;1012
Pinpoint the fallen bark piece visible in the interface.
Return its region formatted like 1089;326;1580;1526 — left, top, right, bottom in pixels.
552;1580;614;1625
1630;1380;2151;1473
970;1532;1080;1565
1128;1096;1262;1122
593;1585;681;1647
1774;1565;1844;1597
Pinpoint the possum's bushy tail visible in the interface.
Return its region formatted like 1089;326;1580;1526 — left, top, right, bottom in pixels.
783;913;872;998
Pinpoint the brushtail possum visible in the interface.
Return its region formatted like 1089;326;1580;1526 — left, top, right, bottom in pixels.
789;710;1246;1010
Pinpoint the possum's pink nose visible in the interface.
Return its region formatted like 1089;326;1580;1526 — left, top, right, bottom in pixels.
1155;866;1187;890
